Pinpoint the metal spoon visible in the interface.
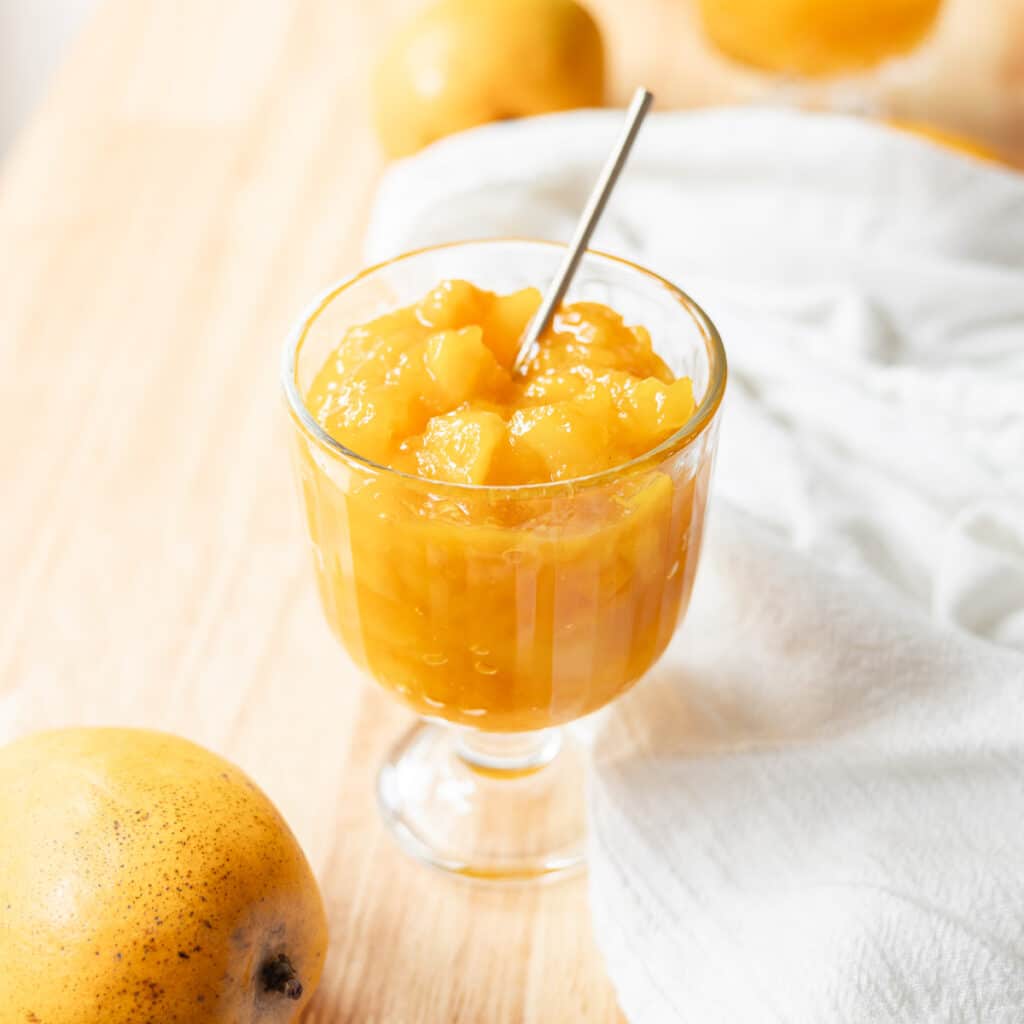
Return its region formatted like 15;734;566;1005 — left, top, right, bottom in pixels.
512;87;655;376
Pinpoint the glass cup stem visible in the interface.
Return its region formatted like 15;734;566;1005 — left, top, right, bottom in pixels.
378;721;585;883
455;728;562;776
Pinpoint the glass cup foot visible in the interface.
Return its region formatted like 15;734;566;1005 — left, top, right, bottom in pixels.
377;721;585;884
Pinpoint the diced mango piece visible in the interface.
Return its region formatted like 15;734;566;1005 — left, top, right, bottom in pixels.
619;377;696;444
315;321;428;389
479;287;543;368
518;368;589;405
320;384;409;464
509;387;617;480
630;324;653;351
415;409;508;484
555;301;626;345
415;279;487;329
425;326;507;408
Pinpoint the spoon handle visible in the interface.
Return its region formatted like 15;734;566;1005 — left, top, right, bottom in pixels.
512;87;655;376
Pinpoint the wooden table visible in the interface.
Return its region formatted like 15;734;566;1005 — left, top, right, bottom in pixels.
1;2;1019;1021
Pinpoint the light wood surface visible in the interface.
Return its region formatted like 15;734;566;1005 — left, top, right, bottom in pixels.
1;2;1020;1022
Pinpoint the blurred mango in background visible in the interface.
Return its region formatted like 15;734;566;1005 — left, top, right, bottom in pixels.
689;0;1016;163
370;0;1020;167
373;0;605;158
695;0;943;76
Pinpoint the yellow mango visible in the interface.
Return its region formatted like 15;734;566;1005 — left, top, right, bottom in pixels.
373;0;605;158
697;0;941;76
0;728;328;1024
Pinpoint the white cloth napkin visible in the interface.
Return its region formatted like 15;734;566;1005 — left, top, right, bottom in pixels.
364;108;1024;1023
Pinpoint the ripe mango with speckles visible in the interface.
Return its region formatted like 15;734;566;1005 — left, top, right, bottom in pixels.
0;728;328;1024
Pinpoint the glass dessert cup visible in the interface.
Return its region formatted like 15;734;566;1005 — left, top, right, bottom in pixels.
282;240;726;883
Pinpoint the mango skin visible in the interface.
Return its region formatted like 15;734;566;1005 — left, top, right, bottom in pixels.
373;0;605;158
0;728;329;1024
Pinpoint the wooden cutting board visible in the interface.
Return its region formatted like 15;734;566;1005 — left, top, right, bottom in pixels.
0;1;1018;1021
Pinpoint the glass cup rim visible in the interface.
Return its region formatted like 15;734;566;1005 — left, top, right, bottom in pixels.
281;238;727;496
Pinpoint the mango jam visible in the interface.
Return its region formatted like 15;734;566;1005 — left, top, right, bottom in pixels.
293;280;715;731
306;280;696;484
